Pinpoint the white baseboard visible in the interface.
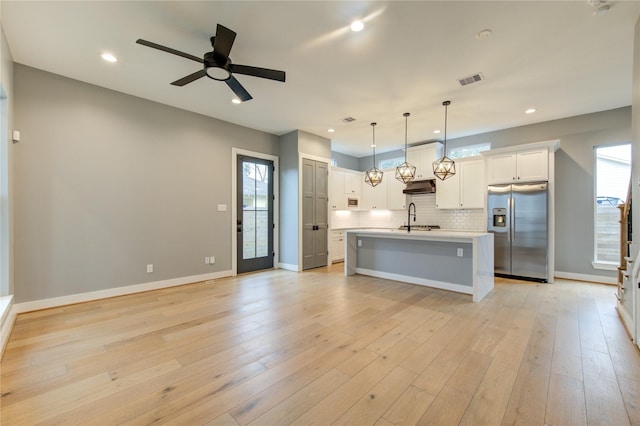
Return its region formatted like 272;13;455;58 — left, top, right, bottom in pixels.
13;270;233;314
355;267;473;296
554;271;617;285
278;263;299;272
0;295;16;359
616;302;636;341
0;270;232;357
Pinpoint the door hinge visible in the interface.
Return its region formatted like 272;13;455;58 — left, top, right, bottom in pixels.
272;223;275;229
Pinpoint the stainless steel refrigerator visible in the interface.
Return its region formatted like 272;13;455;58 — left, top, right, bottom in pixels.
487;182;548;282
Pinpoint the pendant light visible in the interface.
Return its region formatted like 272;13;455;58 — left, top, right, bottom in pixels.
395;112;417;183
432;100;456;180
365;122;383;187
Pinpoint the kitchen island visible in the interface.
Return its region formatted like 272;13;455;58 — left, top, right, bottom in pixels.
344;229;494;302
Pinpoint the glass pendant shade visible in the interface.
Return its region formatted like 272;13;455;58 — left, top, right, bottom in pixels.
395;162;416;183
365;167;384;187
396;112;416;183
432;156;456;180
365;122;383;187
433;100;456;181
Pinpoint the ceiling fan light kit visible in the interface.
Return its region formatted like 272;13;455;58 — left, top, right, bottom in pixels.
395;112;417;184
365;122;384;187
433;100;456;181
136;24;286;102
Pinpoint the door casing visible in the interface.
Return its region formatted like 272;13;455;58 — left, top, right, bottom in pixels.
231;148;279;276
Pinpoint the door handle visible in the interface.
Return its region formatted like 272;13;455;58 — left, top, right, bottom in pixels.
237;219;242;233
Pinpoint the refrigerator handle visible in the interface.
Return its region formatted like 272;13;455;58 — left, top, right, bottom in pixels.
510;196;515;243
507;196;512;243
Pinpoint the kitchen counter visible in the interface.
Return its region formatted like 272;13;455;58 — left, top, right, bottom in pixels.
344;229;494;302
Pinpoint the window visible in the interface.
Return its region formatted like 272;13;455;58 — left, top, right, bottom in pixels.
594;143;631;266
378;157;404;170
448;142;491;159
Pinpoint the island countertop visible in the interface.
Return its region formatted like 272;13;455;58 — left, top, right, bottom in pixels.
344;229;494;302
344;229;491;240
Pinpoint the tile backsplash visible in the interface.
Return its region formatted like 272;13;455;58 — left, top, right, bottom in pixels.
330;193;485;231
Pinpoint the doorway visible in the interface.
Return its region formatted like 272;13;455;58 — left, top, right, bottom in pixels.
237;155;274;274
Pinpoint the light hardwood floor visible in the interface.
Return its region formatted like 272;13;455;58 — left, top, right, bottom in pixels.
1;264;639;425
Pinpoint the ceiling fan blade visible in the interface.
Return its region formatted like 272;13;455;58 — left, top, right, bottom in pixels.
212;24;236;61
136;39;204;63
171;69;207;86
226;76;253;102
231;64;286;82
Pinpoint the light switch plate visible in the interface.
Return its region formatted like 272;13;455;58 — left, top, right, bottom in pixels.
457;248;463;257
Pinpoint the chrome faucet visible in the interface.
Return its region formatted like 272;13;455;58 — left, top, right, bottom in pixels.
407;202;416;232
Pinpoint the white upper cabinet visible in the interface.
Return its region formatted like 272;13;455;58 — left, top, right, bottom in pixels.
330;168;406;211
486;148;548;184
387;173;407;210
330;169;346;210
407;143;442;180
344;171;362;195
515;149;548;182
460;158;486;208
361;177;388;210
435;157;485;209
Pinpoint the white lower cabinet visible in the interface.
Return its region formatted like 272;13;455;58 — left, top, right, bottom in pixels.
435;157;486;209
330;231;345;262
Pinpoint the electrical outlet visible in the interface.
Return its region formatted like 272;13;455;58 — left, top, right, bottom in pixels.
210;256;215;264
146;264;153;273
205;257;209;264
457;248;463;257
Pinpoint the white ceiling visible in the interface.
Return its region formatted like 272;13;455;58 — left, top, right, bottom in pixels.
2;1;639;158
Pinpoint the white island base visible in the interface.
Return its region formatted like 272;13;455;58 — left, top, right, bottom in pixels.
344;230;494;302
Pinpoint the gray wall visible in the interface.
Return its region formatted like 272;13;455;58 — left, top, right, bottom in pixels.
277;129;331;268
0;23;14;296
13;64;280;302
279;131;299;266
358;149;407;173
298;130;331;159
331;151;359;170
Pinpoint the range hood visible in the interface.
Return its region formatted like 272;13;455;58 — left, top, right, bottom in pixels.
403;179;436;194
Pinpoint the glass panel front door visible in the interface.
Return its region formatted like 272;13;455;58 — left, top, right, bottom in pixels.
237;155;274;273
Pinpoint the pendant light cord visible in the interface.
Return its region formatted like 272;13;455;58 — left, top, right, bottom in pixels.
442;100;450;154
371;122;376;164
403;112;409;160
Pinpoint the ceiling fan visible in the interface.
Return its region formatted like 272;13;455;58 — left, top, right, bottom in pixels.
136;24;286;102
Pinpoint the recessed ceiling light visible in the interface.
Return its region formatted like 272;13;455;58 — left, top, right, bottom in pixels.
328;128;335;133
232;98;242;104
350;20;364;32
475;29;492;40
433;129;441;134
101;53;117;63
525;108;537;114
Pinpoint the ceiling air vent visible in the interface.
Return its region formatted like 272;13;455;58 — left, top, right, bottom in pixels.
457;72;485;87
342;117;356;123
